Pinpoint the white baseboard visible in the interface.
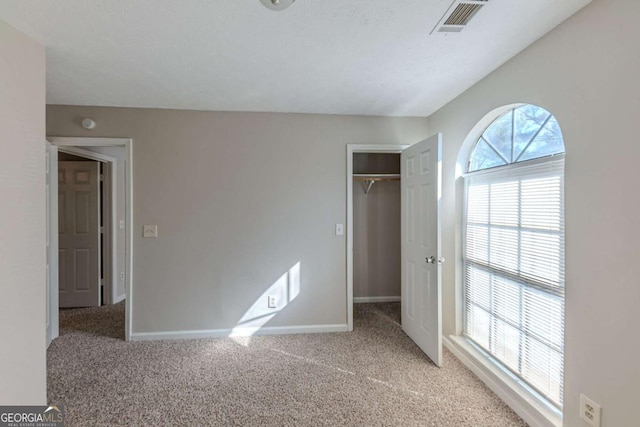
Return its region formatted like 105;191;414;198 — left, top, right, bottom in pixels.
443;336;561;427
113;293;126;304
130;323;349;341
353;296;400;303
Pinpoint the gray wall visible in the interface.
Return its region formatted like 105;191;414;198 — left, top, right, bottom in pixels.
0;20;46;404
427;0;640;424
353;181;401;299
46;107;429;334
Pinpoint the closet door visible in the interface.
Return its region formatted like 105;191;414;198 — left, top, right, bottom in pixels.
401;133;442;367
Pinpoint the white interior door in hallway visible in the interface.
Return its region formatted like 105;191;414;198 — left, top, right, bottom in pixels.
58;161;101;308
401;134;443;367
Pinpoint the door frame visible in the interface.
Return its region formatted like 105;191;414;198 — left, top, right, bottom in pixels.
346;144;409;331
46;142;59;347
47;137;134;341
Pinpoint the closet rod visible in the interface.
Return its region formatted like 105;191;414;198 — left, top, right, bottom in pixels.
352;174;400;181
353;174;400;195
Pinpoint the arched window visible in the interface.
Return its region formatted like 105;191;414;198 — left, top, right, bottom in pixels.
469;104;564;172
463;104;565;408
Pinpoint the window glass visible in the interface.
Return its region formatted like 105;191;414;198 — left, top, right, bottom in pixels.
482;110;513;162
469;138;507;171
519;116;564;162
469;105;564;171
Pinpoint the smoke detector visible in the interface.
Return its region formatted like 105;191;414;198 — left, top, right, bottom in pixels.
431;0;489;34
260;0;296;12
82;118;96;130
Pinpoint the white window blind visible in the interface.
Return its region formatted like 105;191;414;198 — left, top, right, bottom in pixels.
463;156;565;407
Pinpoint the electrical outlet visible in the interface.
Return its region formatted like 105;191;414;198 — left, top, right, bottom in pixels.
268;295;277;309
120;272;125;281
580;394;601;427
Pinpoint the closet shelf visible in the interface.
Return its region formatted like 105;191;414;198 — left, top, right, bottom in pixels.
353;174;401;181
353;174;400;195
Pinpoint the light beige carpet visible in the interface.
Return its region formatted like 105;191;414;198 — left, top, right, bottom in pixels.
48;302;526;426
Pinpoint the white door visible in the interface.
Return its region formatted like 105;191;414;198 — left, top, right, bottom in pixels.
401;133;442;367
58;161;101;308
46;142;59;347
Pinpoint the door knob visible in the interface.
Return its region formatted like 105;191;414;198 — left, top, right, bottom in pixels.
438;257;445;264
425;256;436;264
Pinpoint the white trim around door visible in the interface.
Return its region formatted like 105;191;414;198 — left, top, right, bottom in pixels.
46;141;58;347
47;137;134;341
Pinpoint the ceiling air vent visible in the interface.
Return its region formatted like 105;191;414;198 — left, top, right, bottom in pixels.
431;0;489;34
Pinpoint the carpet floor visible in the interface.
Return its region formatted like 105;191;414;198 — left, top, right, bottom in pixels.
48;302;527;426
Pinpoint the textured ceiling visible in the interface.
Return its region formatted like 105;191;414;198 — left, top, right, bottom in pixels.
0;0;590;116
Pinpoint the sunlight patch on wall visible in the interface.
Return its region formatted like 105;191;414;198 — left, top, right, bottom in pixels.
230;262;301;344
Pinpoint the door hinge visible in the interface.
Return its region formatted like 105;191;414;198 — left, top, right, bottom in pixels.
100;226;104;234
100;174;104;182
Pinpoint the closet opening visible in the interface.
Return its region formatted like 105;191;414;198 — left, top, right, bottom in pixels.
347;137;443;363
346;144;408;331
353;152;401;305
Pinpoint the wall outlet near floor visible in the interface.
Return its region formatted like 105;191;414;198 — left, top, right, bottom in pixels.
268;295;277;309
580;394;601;426
120;272;125;281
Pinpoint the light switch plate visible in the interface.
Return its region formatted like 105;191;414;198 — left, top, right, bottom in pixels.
119;220;125;229
143;225;158;238
336;224;344;236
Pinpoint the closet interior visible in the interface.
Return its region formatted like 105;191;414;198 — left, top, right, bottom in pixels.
352;153;401;304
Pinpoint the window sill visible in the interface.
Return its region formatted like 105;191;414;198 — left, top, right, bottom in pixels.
444;335;562;427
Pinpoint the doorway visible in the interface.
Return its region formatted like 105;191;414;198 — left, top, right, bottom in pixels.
57;153;105;308
347;144;408;332
352;152;402;305
46;137;133;343
346;138;443;366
